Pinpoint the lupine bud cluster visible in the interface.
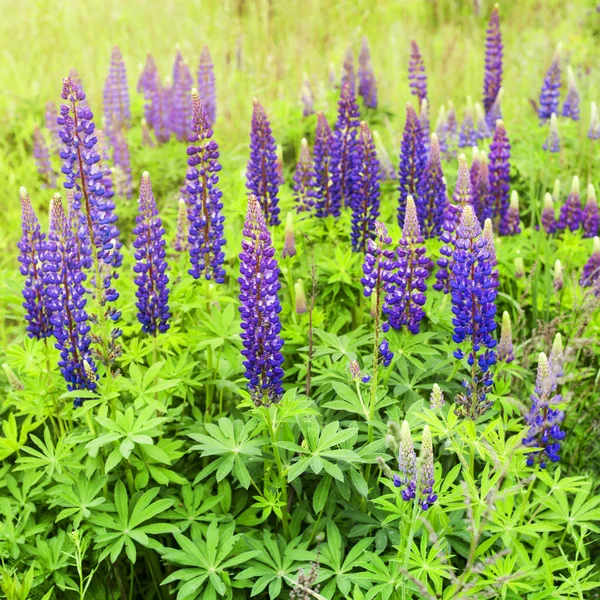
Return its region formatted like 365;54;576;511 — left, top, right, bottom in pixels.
497;311;514;363
542;193;557;234
293;139;314;213
430;383;445;410
558;176;581;232
282;212;296;259
553;259;563;292
474;151;491;224
483;4;503;125
538;48;561;124
561;66;580;121
542;114;560;153
589;102;600;140
549;332;564;378
174;198;189;253
311;112;337;217
458;98;478;148
408;41;428;105
295;279;307;314
475;102;491;140
357;37;377;109
582;184;598;238
500;190;521;236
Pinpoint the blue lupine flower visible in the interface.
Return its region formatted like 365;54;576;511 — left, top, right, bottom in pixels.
557;176;581;232
238;195;285;406
103;45;131;142
561;66;580;121
311;112;337;217
393;421;417;500
488;119;511;228
416;133;447;238
538;48;561;124
483;5;503;126
500;190;521;236
542;113;560;153
197;46;216;125
170;50;194;141
473;150;492;224
137;54;158;127
458;98;478;148
408;41;428;105
541;193;557;234
358;37;377;109
433;202;461;294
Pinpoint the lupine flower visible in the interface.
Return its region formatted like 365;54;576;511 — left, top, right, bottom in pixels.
350;122;381;252
397;103;427;228
246;98;281;225
45;195;96;406
487;87;504;130
150;75;172;143
483;4;503;124
103;46;131;143
588;102;600;140
417;426;437;510
420;99;430;150
392;421;417;499
292;139;314;213
473;151;491;224
552;178;561;203
174;198;189;253
541;193;557;234
330;83;361;210
300;75;315;117
553;259;564;292
475;102;491;139
538;47;561;124
362;222;396;367
18;188;52;339
358;37;377;109
542;113;560;153
500;190;521;236
141;118;154;147
282;212;296;259
497;311;514;363
187;89;226;282
138;54;158;128
514;257;525;279
433;201;461;293
373;130;396;181
33;126;56;188
451;204;498;418
311;112;337;217
341;47;356;96
45;101;60;153
482;218;499;290
197;46;216;125
458;98;478;148
453;154;474;207
349;359;362;381
488;119;511;226
561;66;580;121
524;352;565;468
430;383;445;410
132;173;170;336
171;53;194;141
549;332;564;378
385;196;428;333
408;40;428;105
580;236;600;289
582;183;598;238
238;195;285;406
416;133;447;238
295;279;307;314
558;176;581;232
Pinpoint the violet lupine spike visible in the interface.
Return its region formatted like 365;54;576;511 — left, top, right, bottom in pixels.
482;218;499;291
558;176;582;232
408;40;428;105
538;47;562;125
18;188;52;339
330;83;361;210
580;237;600;289
417;426;437;510
246;98;281;226
397;103;428;228
475;102;491;140
420;99;430;152
385;196;428;333
561;66;580;121
174;198;189;253
311;111;337;217
542;113;560;153
524;352;566;468
488;119;511;227
238;195;285;406
588;102;600;140
350;122;381;252
487;88;504;130
150;75;172;144
112;129;132;198
103;46;131;144
137;54;158;127
453;154;474;207
341;46;356;96
197;46;217;125
45;194;96;406
497;311;514;363
451;204;498;418
33;126;56;188
582;184;599;238
474;151;492;224
187;89;226;283
392;421;417;500
500;190;521;236
373;130;396;182
301;75;315;117
171;54;194;142
358;37;377;109
483;4;503;124
553;259;564;292
45;101;60;152
433;201;461;293
132;173;171;336
416;133;447;239
458;98;478;148
541;193;557;234
292;139;314;213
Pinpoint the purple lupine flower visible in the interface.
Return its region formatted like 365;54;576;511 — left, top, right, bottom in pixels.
524;352;565;467
18;188;52;339
358;37;377;109
171;52;194;141
112;129;132;198
453;154;474;207
386;196;428;333
542;113;560;153
488;119;511;226
197;46;216;125
458;98;478;148
392;421;417;500
141;118;155;147
408;41;428;105
33;126;56;188
482;218;499;290
132;173;170;336
558;176;581;232
500;190;521;236
397;103;427;228
246;98;281;225
330;83;361;210
362;222;396;367
474;150;492;224
582;184;599;238
174;198;189;253
487;88;504;130
588;102;600;140
301;76;315;117
45;194;96;406
350;122;381;252
138;54;158;128
580;236;600;289
311;112;337;217
549;333;564;379
150;74;171;143
538;48;561;124
475;102;491;140
433;201;461;293
417;426;437;510
553;259;564;292
238;195;285;406
541;193;557;234
497;311;514;363
45;101;60;153
103;46;131;150
561;66;580;120
373;130;396;182
451;204;498;418
483;4;503;125
417;133;447;238
420;99;430;152
341;47;356;96
292;139;314;213
187;89;226;282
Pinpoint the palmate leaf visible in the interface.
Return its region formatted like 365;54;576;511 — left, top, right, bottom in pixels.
0;414;41;461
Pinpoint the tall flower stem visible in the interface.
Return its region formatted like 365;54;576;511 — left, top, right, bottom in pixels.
401;500;420;600
265;406;290;538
